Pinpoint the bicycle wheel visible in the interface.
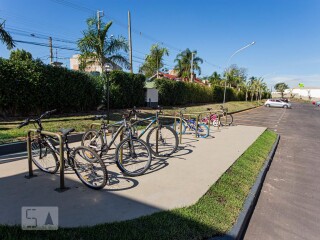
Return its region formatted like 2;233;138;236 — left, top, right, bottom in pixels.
210;115;220;127
220;114;233;126
31;138;59;174
197;123;209;138
115;138;152;177
81;130;104;154
72;146;107;190
146;125;179;157
172;120;186;134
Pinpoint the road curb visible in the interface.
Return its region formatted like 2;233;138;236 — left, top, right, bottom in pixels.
230;105;262;115
0;133;84;156
213;133;280;240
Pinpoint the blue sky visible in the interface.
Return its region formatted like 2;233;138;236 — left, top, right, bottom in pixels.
1;0;320;88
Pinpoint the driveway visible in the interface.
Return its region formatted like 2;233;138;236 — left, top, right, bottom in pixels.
235;103;320;240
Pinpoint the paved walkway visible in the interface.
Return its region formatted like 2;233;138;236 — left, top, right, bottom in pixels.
0;125;265;227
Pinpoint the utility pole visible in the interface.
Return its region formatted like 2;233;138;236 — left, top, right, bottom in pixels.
49;37;53;64
190;52;194;82
97;10;104;30
128;11;133;73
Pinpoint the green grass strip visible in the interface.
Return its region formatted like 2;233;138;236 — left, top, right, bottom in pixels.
0;101;262;144
0;130;277;240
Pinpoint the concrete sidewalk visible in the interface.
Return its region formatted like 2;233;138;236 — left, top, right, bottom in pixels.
0;125;265;227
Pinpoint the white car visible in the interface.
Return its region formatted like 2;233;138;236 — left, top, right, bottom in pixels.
264;99;291;108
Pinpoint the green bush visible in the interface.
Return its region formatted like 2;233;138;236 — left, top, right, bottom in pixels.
155;79;213;105
0;57;102;116
108;71;146;108
155;79;240;105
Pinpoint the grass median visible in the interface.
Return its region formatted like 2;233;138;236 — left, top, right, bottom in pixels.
0;101;262;144
0;129;277;240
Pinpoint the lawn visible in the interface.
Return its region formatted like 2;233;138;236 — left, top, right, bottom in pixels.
0;101;263;144
0;130;277;240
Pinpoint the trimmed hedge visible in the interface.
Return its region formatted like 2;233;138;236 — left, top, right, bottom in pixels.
108;71;145;109
0;58;102;116
155;78;240;105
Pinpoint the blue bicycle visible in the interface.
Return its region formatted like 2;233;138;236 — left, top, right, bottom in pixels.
173;117;209;138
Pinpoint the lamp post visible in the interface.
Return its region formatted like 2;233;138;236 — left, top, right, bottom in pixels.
104;64;113;124
223;41;255;105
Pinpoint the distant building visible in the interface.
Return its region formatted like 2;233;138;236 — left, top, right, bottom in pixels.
285;87;320;100
148;71;207;86
70;54;122;73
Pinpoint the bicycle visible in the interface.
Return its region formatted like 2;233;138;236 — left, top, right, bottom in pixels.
81;109;152;177
131;106;179;157
173;108;209;138
218;105;233;126
201;108;220;127
18;110;107;190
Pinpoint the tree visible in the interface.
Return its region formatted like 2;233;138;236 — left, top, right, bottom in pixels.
78;17;129;73
10;49;32;61
223;64;247;89
274;82;289;98
0;20;15;50
139;44;169;78
208;71;223;86
174;48;203;80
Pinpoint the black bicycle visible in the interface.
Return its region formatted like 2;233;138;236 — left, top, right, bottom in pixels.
18;110;107;190
82;109;152;177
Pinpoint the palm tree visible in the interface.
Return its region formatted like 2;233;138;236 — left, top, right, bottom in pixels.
174;48;203;81
78;17;129;73
208;71;223;86
248;77;257;101
0;20;15;49
139;44;169;78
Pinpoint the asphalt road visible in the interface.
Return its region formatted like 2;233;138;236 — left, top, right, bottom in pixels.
234;102;320;240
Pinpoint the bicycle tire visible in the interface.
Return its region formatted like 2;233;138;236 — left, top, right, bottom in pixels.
115;138;152;177
146;125;179;157
72;146;107;190
81;129;104;155
172;120;186;134
220;113;233;126
31;139;59;174
197;123;209;138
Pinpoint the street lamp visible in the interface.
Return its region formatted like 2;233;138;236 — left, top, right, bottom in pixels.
104;64;113;124
223;41;255;105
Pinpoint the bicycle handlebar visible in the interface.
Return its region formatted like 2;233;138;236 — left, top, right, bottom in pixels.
17;118;30;129
17;109;56;129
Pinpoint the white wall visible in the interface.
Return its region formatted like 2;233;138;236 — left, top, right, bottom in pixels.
291;88;320;98
146;88;158;103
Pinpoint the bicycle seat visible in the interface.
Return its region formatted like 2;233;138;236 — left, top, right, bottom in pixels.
59;128;75;137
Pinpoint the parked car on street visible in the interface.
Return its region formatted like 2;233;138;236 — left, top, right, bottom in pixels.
312;101;320;106
264;99;292;108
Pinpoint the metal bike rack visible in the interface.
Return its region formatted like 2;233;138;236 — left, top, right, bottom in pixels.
26;129;68;192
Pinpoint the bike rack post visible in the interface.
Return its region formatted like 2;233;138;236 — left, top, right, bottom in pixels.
156;128;159;154
195;114;200;138
26;129;67;192
179;113;183;144
120;128;123;163
26;129;36;179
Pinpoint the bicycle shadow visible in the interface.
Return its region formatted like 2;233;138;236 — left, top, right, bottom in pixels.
105;171;139;192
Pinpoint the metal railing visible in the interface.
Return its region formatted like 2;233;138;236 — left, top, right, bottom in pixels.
26;129;67;192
